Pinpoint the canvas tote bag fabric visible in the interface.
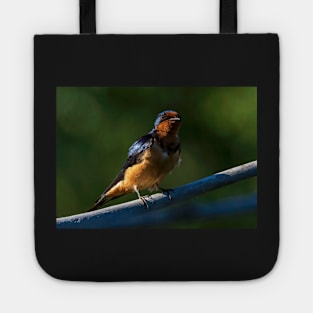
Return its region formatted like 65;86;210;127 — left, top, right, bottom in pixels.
34;0;279;281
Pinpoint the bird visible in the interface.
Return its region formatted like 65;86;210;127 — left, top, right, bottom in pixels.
88;110;182;212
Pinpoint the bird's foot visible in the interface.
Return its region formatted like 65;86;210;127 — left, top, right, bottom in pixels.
134;185;150;208
140;196;150;208
158;187;173;200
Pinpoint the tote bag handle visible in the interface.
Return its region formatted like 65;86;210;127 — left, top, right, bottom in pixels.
79;0;237;34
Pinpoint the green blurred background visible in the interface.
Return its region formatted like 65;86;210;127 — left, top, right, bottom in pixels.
56;87;257;227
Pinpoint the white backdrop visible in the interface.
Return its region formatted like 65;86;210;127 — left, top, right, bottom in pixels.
0;0;312;312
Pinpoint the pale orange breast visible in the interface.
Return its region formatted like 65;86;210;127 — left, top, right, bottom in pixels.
126;141;180;191
105;141;180;198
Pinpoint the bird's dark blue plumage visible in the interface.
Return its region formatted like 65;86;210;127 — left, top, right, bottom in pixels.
126;133;154;168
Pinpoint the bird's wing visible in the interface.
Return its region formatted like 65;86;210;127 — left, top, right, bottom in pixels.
98;133;154;196
125;133;154;168
89;134;155;211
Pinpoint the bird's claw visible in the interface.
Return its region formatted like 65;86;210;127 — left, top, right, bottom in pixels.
140;196;150;208
159;187;173;200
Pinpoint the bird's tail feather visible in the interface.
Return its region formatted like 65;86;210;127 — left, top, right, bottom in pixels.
88;194;112;212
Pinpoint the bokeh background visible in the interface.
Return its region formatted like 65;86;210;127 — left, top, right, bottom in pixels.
56;87;257;228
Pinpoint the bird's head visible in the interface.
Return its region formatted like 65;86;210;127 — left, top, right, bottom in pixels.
153;110;182;136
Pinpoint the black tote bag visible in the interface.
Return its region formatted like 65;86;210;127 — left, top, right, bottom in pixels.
34;0;279;281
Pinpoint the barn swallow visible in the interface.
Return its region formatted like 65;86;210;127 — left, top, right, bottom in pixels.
88;110;182;211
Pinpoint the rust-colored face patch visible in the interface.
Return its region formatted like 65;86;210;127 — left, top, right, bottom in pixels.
154;110;181;135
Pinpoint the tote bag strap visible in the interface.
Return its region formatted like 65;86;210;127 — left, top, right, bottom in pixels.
80;0;96;33
79;0;237;34
220;0;237;33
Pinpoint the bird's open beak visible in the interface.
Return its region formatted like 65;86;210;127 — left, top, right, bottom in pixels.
169;117;181;121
